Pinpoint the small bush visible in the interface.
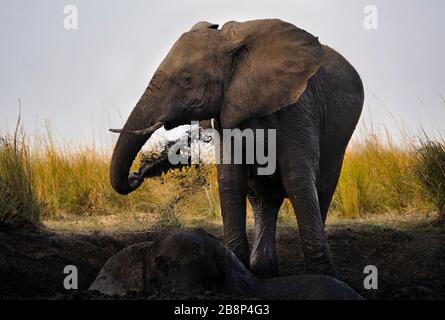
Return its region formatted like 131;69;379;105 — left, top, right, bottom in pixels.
414;140;445;222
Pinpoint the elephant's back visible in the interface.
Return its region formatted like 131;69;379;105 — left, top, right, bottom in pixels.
257;275;364;300
318;45;364;123
320;46;364;93
307;45;364;147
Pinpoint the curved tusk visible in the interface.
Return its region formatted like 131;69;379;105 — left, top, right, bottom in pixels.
109;121;164;136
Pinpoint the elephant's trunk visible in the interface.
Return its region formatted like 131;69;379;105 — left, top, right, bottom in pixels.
109;88;165;195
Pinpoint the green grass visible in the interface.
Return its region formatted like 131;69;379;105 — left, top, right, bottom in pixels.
0;122;444;228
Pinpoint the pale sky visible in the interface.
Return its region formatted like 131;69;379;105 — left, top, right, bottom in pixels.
1;0;444;147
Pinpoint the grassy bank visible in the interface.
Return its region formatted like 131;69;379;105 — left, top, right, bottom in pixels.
0;124;444;228
0;128;41;224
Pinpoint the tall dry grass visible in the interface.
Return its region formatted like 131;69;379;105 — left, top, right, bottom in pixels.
0;127;41;224
413;140;445;222
0;122;443;227
331;133;429;218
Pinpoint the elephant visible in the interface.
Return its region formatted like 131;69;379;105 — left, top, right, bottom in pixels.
89;229;363;300
110;19;364;278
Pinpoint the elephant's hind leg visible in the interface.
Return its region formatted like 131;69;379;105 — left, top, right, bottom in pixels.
318;151;345;225
248;192;283;278
281;166;337;277
278;110;337;277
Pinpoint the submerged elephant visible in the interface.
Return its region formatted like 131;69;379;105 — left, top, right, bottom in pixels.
89;230;362;300
110;19;364;277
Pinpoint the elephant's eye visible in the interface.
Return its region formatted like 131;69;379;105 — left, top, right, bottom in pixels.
181;76;192;88
178;72;193;88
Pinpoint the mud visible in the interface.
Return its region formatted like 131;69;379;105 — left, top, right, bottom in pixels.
0;221;443;299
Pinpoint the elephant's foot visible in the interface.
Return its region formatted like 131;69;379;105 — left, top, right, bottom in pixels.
304;254;338;278
302;243;338;278
226;239;250;269
250;252;279;278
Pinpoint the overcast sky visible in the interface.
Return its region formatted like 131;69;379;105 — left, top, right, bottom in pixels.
1;0;444;147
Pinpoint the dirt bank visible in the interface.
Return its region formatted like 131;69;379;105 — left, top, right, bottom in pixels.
0;219;443;299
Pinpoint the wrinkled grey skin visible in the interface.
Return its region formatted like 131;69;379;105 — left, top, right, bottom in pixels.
90;230;363;300
110;19;364;278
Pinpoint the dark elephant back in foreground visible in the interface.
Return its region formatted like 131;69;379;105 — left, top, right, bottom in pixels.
89;230;362;300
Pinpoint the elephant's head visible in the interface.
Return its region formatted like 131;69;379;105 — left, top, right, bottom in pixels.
110;19;323;195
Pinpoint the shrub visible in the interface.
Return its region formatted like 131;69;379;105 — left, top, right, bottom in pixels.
414;140;445;222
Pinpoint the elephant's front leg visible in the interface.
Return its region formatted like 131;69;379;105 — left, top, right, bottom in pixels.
217;163;250;267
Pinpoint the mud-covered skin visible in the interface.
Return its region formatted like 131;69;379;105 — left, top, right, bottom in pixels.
137;48;364;278
110;19;364;278
90;230;363;300
217;46;363;277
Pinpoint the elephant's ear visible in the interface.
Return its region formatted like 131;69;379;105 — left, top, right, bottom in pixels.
220;19;324;128
190;21;219;31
